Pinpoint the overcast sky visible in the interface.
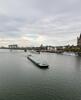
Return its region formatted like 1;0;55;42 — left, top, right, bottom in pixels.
0;0;81;46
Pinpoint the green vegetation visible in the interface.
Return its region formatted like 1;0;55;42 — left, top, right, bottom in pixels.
64;46;81;52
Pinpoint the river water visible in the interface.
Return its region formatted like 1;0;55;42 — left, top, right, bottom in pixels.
0;49;81;100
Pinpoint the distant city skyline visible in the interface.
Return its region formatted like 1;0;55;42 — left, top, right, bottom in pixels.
0;0;81;46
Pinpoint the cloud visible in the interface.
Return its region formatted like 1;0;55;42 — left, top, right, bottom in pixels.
0;0;81;46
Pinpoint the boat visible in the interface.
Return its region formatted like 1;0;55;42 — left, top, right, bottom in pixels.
62;52;76;56
30;50;40;54
27;55;49;68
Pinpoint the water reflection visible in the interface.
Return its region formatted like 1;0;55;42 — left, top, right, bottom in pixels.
75;56;81;71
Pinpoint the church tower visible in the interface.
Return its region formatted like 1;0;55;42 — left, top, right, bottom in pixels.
77;33;81;46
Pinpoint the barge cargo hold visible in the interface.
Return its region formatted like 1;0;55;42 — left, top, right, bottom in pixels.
27;55;49;68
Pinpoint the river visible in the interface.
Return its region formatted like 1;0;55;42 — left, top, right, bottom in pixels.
0;49;81;100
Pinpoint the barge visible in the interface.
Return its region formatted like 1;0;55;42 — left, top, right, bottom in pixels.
27;55;49;68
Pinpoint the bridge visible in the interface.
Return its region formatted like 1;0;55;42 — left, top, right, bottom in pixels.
0;47;29;52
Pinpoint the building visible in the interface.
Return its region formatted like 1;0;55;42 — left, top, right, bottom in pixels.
77;34;81;46
47;46;56;51
8;44;18;48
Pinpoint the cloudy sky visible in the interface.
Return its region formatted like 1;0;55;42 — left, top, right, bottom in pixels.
0;0;81;47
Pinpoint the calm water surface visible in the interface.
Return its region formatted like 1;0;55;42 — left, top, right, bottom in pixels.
0;49;81;100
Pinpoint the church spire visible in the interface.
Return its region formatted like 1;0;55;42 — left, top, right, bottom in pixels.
77;33;81;46
80;33;81;38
